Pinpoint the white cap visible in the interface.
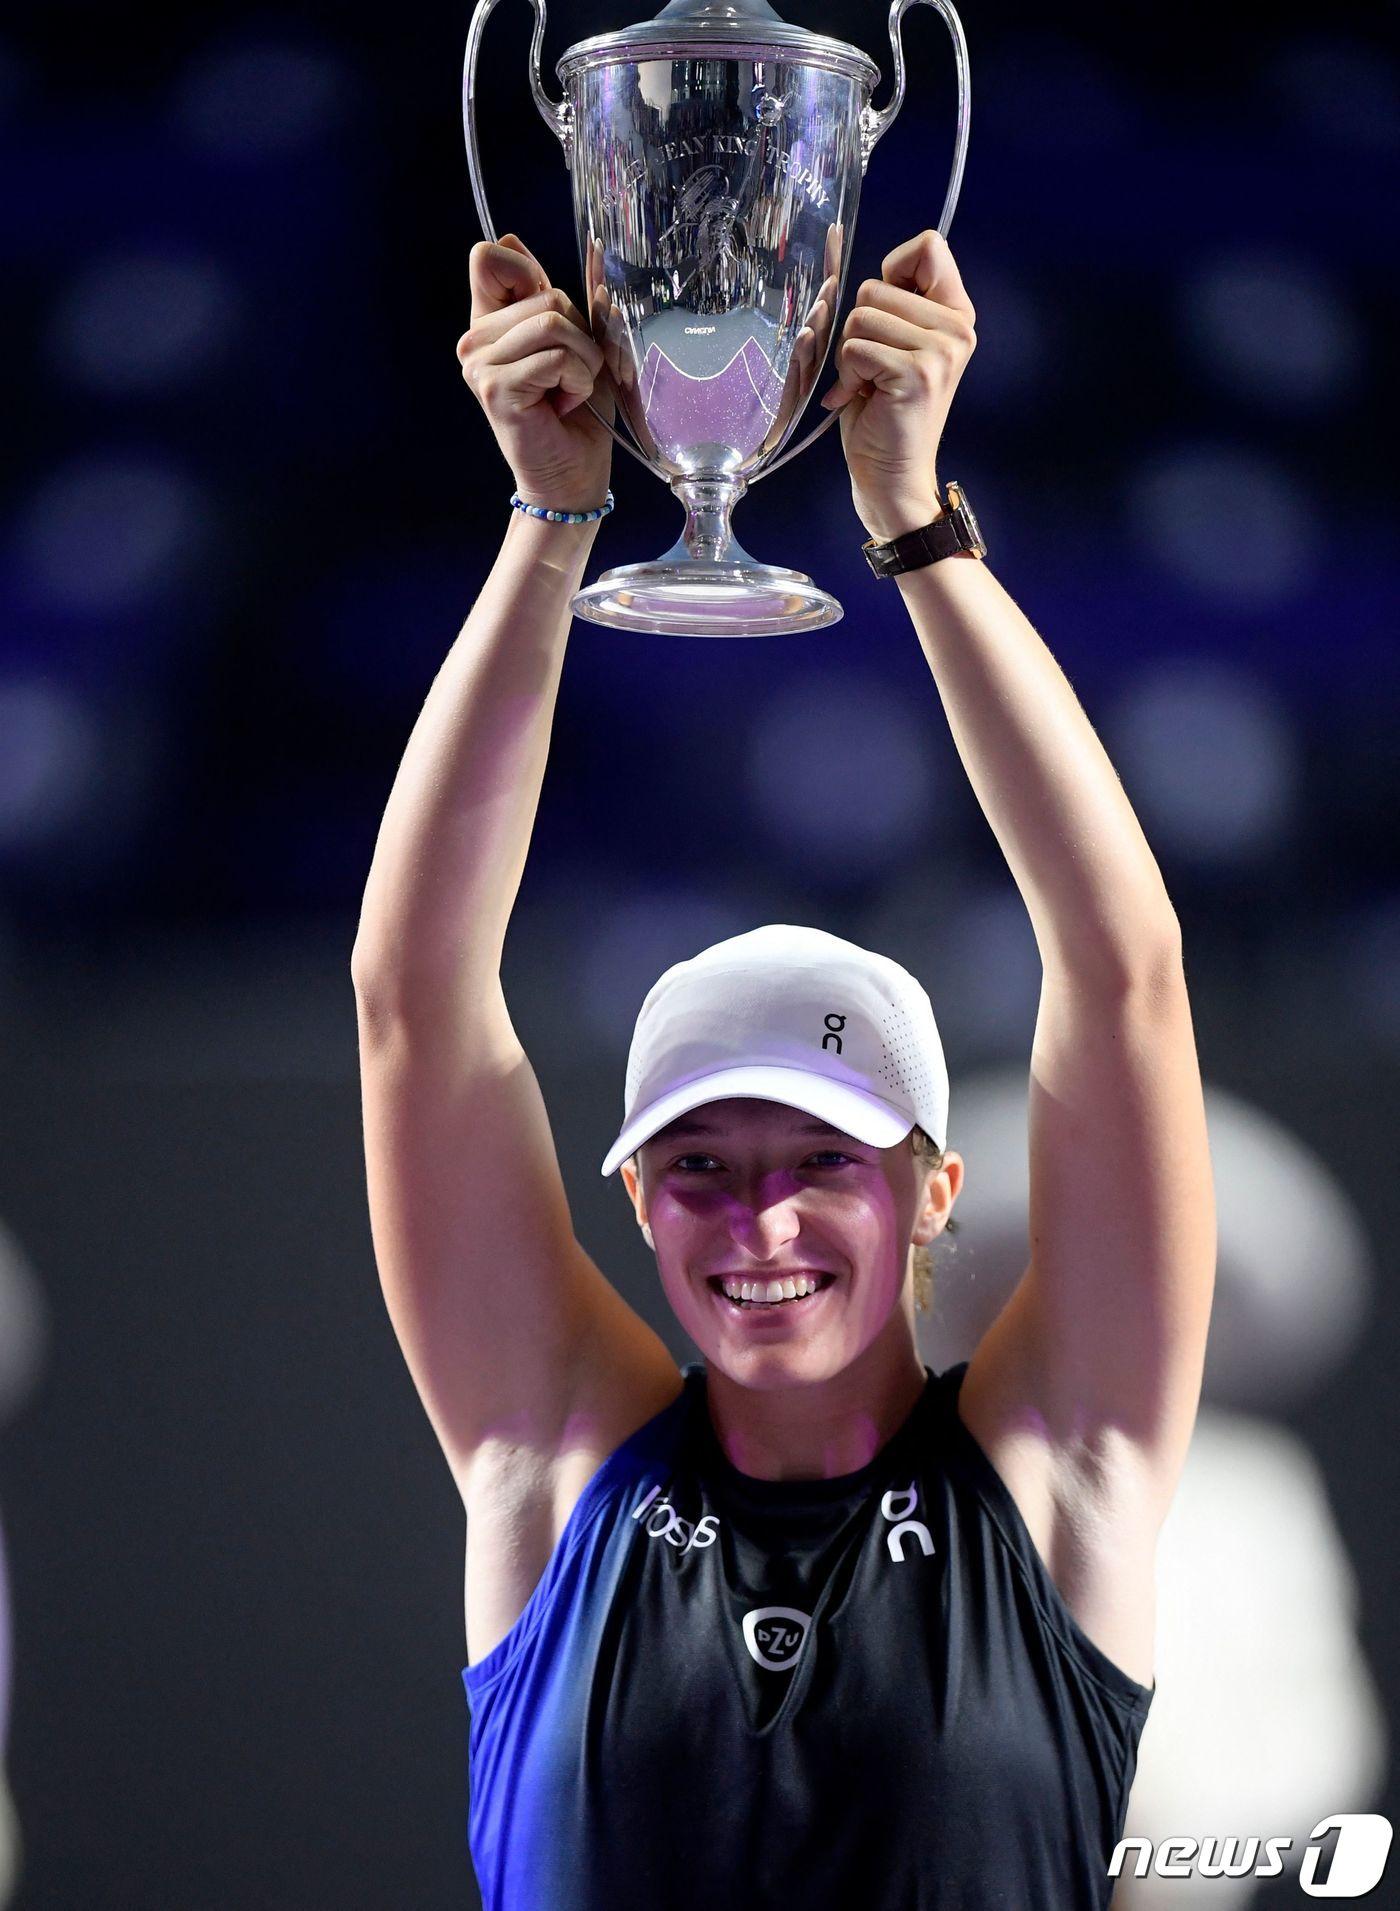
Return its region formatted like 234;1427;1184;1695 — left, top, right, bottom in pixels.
599;924;949;1176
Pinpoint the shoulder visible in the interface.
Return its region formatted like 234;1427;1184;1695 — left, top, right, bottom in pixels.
464;1346;689;1670
948;1332;1159;1694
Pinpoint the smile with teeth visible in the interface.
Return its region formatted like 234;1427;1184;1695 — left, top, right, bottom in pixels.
710;1273;836;1310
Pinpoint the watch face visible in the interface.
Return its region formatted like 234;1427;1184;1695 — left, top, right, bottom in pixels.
955;495;985;553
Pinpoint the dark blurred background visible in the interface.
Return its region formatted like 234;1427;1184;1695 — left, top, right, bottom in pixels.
0;0;1395;1904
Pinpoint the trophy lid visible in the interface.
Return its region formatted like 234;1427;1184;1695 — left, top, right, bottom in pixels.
557;0;880;87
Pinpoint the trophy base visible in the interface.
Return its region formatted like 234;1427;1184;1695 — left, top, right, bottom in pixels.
571;477;843;636
571;558;843;638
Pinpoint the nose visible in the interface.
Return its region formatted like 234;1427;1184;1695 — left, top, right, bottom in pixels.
725;1172;802;1262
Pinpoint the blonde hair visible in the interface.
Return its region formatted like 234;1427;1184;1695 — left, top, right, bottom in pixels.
910;1125;957;1316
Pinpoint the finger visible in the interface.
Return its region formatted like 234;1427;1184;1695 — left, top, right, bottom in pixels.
817;317;876;408
459;288;556;361
485;345;598;414
468;236;550;321
498;232;550;283
842;306;947;356
851;276;974;338
880;229;976;325
482;307;603;377
819;322;891;404
800;273;838;340
585;235;606;306
595;287;629;387
818;377;867;413
823;220;844;282
796;301;829;361
591;285;616;376
461;286;589;360
830;336;921;395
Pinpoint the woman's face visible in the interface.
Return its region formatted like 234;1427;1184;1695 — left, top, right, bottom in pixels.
623;1097;955;1382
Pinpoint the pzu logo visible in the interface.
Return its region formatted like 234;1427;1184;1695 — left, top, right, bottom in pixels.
742;1607;810;1672
822;1012;846;1054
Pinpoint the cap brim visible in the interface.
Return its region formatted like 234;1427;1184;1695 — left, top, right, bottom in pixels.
599;1063;914;1176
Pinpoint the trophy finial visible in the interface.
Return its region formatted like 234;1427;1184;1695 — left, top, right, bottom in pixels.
650;0;790;26
562;0;861;64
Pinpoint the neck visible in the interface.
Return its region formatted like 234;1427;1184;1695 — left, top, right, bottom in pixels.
703;1298;927;1482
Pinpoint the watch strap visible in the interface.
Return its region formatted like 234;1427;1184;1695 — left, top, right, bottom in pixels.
861;480;987;578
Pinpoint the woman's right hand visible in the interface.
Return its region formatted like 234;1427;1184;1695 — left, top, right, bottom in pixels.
457;234;615;516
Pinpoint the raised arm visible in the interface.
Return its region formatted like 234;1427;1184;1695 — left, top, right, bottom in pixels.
353;234;611;997
351;237;673;1501
352;473;599;997
825;232;1215;1530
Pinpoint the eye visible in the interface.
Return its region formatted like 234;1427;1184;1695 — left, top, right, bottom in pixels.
804;1150;854;1168
670;1152;721;1173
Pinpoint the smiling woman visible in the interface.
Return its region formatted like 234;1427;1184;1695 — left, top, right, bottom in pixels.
604;924;965;1481
410;928;1160;1911
352;220;1210;1911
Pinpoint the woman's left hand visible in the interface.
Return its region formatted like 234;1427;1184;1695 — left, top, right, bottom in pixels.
817;229;977;543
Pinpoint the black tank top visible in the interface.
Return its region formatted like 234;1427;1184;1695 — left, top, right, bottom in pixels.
461;1359;1154;1910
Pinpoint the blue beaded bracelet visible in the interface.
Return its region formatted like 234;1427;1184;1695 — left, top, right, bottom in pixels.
510;488;614;524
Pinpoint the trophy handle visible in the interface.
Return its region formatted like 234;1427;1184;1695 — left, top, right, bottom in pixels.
463;0;657;474
465;0;573;178
749;0;971;486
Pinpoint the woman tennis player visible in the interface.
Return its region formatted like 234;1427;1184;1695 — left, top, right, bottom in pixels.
351;230;1215;1909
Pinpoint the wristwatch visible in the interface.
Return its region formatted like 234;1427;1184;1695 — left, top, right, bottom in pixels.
861;480;987;579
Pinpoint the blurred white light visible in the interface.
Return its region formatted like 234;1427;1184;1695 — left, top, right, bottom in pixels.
924;1071;1374;1411
1196;1085;1374;1407
1264;34;1400;153
1124;446;1316;605
1125;1413;1387;1892
48;253;240;396
1105;658;1299;864
14;456;209;612
172;39;356;160
744;670;939;878
0;681;99;846
0;1215;50;1426
1338;894;1400;1051
1180;249;1363;410
579;891;755;1054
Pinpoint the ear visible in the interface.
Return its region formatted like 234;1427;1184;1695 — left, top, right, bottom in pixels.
913;1148;964;1245
619;1155;654;1249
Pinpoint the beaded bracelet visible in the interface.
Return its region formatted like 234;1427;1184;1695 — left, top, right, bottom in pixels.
510;488;614;524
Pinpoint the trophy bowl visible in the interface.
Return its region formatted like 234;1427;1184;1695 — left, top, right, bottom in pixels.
464;0;969;637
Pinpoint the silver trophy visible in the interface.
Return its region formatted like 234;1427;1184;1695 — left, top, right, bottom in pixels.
463;0;969;636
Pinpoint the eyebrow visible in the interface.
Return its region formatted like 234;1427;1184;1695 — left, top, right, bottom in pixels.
655;1117;849;1141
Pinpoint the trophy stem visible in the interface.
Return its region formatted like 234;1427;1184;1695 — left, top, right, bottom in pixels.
568;470;844;637
662;476;750;567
